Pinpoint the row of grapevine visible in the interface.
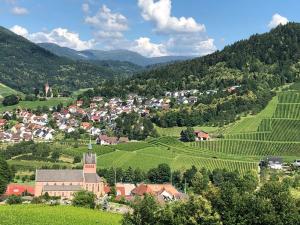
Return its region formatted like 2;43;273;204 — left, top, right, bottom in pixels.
273;103;300;119
191;140;300;156
278;91;300;103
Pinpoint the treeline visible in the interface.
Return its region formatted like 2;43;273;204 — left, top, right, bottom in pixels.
123;168;300;225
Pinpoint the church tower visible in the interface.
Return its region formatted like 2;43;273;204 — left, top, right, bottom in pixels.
83;140;97;174
45;82;50;97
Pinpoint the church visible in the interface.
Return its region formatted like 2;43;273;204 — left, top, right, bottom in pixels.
34;144;105;199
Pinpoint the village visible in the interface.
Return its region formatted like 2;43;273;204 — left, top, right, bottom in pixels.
0;82;239;143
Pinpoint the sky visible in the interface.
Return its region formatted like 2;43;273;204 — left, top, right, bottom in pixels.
0;0;300;57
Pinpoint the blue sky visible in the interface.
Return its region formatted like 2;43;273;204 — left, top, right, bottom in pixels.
0;0;299;57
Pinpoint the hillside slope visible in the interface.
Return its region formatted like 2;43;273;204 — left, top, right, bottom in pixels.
98;23;300;97
38;43;192;66
0;26;118;93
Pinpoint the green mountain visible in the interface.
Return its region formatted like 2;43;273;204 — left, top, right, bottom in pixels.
0;26;122;93
98;23;300;97
38;43;192;66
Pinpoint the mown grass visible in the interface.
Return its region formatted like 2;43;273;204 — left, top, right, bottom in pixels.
155;125;219;137
0;97;74;112
0;205;122;225
0;83;24;99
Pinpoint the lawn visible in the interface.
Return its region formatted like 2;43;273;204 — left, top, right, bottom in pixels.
0;205;122;225
155;125;220;137
0;97;74;112
0;83;24;99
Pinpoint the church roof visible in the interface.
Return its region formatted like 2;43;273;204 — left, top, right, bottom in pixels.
43;185;82;191
36;170;83;182
84;173;102;183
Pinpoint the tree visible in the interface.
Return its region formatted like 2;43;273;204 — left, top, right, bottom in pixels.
72;191;96;209
180;127;195;142
161;195;222;225
73;156;81;164
122;194;159;225
6;195;22;205
191;171;210;194
2;94;19;106
51;151;60;162
147;164;171;184
0;157;12;194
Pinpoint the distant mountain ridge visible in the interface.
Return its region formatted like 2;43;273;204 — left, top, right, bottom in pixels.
38;43;193;66
0;26;123;93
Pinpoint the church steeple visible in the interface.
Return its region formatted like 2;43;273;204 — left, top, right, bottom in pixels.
83;135;96;173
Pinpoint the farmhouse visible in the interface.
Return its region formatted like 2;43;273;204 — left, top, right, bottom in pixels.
131;184;184;202
35;145;105;199
194;130;210;141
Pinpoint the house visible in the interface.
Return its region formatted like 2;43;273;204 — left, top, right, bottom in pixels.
0;119;7;128
131;184;184;202
266;157;283;170
5;184;35;196
81;122;92;131
96;135;119;145
35;145;105;199
76;100;83;107
194;130;210;141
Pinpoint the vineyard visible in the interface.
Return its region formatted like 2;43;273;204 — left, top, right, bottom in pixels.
97;84;300;173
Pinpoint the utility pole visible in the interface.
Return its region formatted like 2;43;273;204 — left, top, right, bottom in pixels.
114;167;117;185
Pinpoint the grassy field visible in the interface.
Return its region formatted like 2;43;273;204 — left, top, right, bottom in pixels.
155;125;220;137
0;205;122;225
0;83;24;100
0;97;73;112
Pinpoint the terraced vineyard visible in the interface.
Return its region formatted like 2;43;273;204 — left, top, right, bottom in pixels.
194;84;300;164
98;84;300;173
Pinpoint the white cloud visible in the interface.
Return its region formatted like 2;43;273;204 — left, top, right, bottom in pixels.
131;37;167;57
268;13;288;29
83;4;130;50
10;25;28;36
10;25;94;50
11;6;28;15
138;0;205;34
166;35;216;56
85;5;128;38
82;3;90;13
135;0;216;57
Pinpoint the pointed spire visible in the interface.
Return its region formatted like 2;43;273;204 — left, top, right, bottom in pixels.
88;135;92;151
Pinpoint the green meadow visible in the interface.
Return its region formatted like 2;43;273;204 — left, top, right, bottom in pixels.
0;205;122;225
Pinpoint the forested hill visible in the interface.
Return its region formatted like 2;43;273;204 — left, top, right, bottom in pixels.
0;26;117;93
96;23;300;97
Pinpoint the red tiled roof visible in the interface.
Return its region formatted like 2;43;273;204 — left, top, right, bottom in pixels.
5;184;35;196
194;130;210;139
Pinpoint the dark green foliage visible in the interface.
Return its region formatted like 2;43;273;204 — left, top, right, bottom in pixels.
115;112;156;140
2;94;19;106
0;157;12;194
0;26;115;93
6;195;22;205
147;164;171;184
72;190;96;209
180;127;195;142
122;194;159;225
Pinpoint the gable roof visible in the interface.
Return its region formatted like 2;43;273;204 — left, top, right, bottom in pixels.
36;170;83;182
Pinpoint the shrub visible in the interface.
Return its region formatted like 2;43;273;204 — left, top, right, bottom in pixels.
6;195;22;205
72;191;96;209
